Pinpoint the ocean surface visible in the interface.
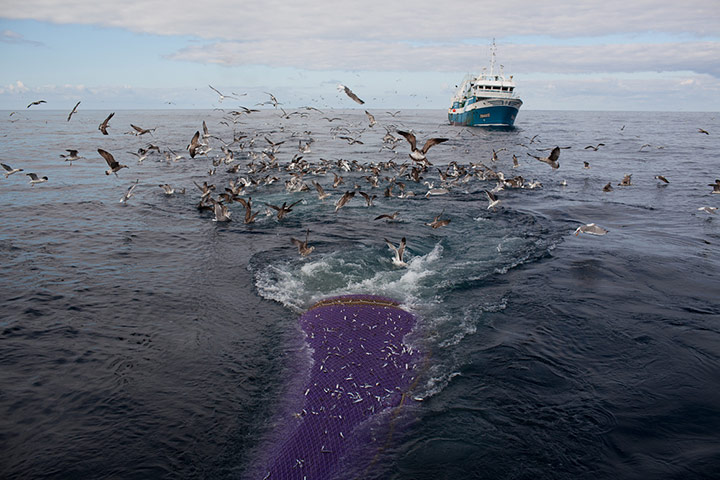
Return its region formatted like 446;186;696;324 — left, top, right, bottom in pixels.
1;108;719;479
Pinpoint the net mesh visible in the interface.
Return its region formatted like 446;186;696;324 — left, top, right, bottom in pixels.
260;294;418;479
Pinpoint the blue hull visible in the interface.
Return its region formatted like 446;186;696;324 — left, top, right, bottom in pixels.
448;105;519;127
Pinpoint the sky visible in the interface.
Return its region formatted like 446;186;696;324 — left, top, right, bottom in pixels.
1;0;719;111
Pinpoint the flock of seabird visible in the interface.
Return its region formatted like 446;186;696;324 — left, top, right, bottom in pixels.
5;92;718;263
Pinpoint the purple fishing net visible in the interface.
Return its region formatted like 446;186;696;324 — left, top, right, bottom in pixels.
259;294;419;479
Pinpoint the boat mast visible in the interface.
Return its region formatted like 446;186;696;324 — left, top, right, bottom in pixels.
489;38;497;77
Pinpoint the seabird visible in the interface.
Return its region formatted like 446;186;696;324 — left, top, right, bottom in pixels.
384;237;408;267
67;101;80;121
603;182;614;192
334;191;355;212
208;84;241;102
374;211;400;221
120;179;139;203
98;112;114;135
358;191;376;206
512;154;519;168
698;128;709;135
267;200;302;220
188;131;201;158
27;100;46;108
618;174;633;186
584;143;605;151
708;179;720;194
236;197;259;224
655;175;669;184
60;149;85;164
574;223;609;236
2;163;24;177
396;130;448;164
364;110;376;127
212;201;231;222
130;124;154;135
159;184;185;195
337;84;364;104
26;172;48;185
698;206;717;215
98;148;128;176
485;189;500;210
425;210;450;229
527;146;560;169
312;180;331;200
583;161;591;169
291;229;315;257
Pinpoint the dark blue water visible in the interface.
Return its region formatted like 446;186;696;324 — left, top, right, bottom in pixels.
1;108;719;479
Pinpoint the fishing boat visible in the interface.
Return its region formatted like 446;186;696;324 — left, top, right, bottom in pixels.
448;42;522;127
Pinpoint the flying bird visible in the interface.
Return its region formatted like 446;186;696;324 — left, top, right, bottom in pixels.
708;179;720;194
60;149;85;164
67;101;81;121
27;100;46;108
698;206;717;215
188;131;201;158
98;112;115;135
384;237;408;267
425;210;450;229
334;190;355;212
267;200;302;220
337;84;365;104
527;146;560;169
291;229;315;257
374;211;400;222
26;172;48;185
312;180;331;200
212;201;231;222
655;175;669;184
208;84;242;102
574;223;609;236
236;197;260;224
98;148;128;176
584;143;605;151
130;124;154;135
485;190;500;210
396;130;448;164
2;163;24;177
698;128;709;135
120;179;139;203
364;110;376;127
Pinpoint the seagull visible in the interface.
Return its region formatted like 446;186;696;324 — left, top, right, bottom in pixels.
655;175;669;184
374;211;399;221
130;124;154;136
708;179;720;194
27;100;46;108
236;197;260;224
60;149;85;164
212;201;231;222
188;131;201;158
120;179;139;203
618;174;633;186
334;190;355;212
267;200;302;220
698;206;717;215
98;148;128;176
574;223;609;236
337;84;364;104
66;101;81;121
364;110;376;127
485;190;500;210
208;84;241;102
512;154;519;168
312;180;331;200
698;128;709;135
98;112;114;135
384;237;408;267
527;146;560;169
26;172;48;186
291;229;315;257
159;184;185;195
2;163;24;177
584;143;605;151
425;210;450;229
358;191;376;206
396;130;448;164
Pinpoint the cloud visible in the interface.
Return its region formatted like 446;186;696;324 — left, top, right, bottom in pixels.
166;39;720;79
0;80;30;94
1;29;44;46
